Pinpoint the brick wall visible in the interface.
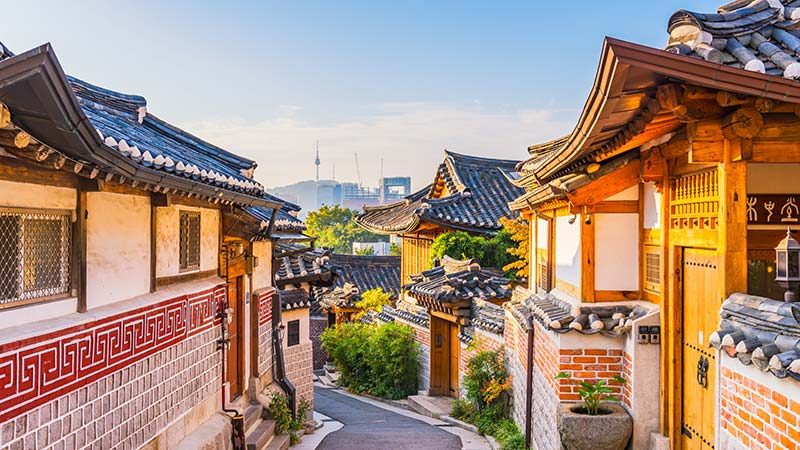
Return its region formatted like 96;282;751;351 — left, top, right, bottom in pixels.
719;364;800;450
622;351;633;410
556;348;624;401
530;320;560;450
0;284;226;450
458;330;503;398
309;317;328;370
285;341;314;410
504;315;529;431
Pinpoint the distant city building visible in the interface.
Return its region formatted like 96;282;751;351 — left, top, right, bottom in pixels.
268;176;411;218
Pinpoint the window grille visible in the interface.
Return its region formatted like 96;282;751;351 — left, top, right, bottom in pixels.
287;319;300;347
0;208;72;306
179;211;201;271
645;250;661;293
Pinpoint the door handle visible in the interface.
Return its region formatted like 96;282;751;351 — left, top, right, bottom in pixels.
696;356;709;389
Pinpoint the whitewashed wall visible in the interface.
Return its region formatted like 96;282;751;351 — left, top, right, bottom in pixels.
155;206;219;277
0;180;78;327
251;240;274;290
86;192;151;309
555;215;581;293
606;185;639;201
595;213;639;291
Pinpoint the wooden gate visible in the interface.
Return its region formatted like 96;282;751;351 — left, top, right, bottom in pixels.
681;248;718;450
430;316;459;397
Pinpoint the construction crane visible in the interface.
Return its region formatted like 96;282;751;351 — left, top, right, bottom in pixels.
354;153;363;188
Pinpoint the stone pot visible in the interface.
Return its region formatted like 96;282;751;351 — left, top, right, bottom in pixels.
558;402;632;450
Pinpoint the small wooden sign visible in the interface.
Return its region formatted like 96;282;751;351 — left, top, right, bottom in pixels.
746;195;800;224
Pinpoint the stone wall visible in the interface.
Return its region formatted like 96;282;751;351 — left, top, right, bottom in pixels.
0;283;226;450
719;360;800;450
395;318;430;393
309;316;329;370
285;341;314;409
530;321;561;450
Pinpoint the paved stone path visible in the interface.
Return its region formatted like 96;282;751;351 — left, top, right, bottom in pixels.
313;387;463;450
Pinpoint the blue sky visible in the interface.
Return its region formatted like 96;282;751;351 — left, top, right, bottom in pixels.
5;1;720;190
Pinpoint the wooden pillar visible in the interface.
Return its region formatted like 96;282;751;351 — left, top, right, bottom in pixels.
150;200;157;293
531;213;538;287
581;216;595;302
659;165;673;437
74;189;88;313
719;139;748;297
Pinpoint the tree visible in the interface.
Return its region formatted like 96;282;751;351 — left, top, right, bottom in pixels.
355;246;375;256
353;287;393;320
389;243;401;256
499;216;529;278
305;205;387;254
430;230;516;271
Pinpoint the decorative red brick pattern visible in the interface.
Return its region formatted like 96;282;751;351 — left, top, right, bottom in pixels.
720;366;800;450
257;288;276;326
556;348;624;402
0;285;225;424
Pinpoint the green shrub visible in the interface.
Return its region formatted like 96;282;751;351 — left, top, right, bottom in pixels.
450;398;474;421
430;230;517;275
494;419;526;450
321;321;420;400
267;393;311;444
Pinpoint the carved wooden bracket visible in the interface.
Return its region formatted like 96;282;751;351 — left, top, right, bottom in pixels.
722;107;763;140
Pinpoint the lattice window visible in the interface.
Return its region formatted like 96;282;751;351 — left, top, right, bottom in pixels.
537;248;551;292
179;211;201;271
287;319;300;347
644;248;661;293
0;208;71;306
670;169;719;230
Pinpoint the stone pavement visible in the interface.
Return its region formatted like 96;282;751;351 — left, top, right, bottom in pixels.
312;386;488;450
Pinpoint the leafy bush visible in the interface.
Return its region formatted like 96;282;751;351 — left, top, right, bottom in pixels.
499;216;529;278
554;372;627;415
267;393;312;444
353;288;393;321
321;321;420;400
430;230;517;274
355;246;375;256
389;243;401;256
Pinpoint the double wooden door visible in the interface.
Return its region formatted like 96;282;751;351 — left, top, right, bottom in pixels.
681;248;718;450
430;316;460;397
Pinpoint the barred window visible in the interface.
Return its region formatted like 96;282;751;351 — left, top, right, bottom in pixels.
179;211;201;271
0;208;72;306
287;320;300;347
644;248;661;293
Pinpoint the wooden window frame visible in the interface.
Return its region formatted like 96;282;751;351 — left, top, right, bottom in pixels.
644;245;662;294
536;217;554;292
179;211;201;272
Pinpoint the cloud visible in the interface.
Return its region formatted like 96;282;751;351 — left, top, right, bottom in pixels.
184;102;576;190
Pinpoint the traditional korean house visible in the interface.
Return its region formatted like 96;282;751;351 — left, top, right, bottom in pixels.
355;151;524;284
506;1;800;449
0;41;302;450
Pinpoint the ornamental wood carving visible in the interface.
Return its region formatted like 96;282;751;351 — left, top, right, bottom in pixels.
745;195;800;225
670;170;719;230
0;285;226;423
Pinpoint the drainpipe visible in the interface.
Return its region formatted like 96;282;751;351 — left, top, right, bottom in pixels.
524;315;535;450
272;290;297;419
217;296;245;449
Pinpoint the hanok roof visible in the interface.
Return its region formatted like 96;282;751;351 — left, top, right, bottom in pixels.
356;151;523;235
279;289;311;311
274;245;334;288
470;299;506;335
314;254;400;316
711;293;800;381
404;256;512;316
0;43;279;208
512;0;800;194
504;287;646;337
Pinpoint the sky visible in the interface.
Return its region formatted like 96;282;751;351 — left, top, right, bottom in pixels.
5;0;721;191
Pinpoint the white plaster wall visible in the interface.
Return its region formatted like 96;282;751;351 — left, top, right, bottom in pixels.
251;240;273;290
86;192;151;309
537;218;549;251
282;307;311;351
555;215;581;291
155;206;219;278
642;182;661;229
595;213;639;291
606;185;639;201
623;310;661;450
0;179;76;210
0;298;78;330
746;163;800;193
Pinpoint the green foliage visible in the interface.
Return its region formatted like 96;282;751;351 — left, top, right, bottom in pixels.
430;230;516;274
389;243;402;256
452;349;527;449
355;246;376;256
499;216;529;278
353;288;393;321
306;205;387;254
267;393;311;444
555;372;627;416
321;321;420;400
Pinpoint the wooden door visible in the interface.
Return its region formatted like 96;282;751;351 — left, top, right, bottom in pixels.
681;248;718;450
226;276;244;397
448;323;460;398
430;316;449;396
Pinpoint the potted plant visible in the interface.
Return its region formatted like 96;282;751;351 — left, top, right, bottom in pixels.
554;372;632;450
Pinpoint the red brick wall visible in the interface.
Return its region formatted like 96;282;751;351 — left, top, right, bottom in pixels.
533;321;560;393
459;331;503;378
720;366;800;449
621;351;633;410
557;348;624;402
413;326;430;347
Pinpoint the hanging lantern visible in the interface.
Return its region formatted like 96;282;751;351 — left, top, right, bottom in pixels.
775;227;800;302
